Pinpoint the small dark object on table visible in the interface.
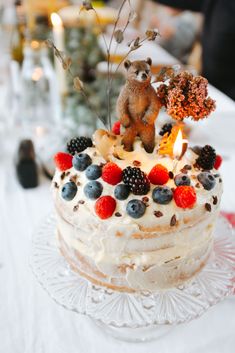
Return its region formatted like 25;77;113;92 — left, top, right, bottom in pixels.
16;140;39;189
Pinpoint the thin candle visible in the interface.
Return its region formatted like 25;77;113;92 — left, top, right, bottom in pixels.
51;13;67;95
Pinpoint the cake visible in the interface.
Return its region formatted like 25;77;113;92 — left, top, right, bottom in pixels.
52;128;223;292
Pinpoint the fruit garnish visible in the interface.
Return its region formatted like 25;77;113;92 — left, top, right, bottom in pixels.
85;164;102;180
84;181;103;200
152;186;173;204
148;164;169;185
126;199;146;218
95;196;116;219
197;172;216;190
214;155;222;170
159;123;172;136
54;152;73;171
72;153;92;171
67;137;92;155
196;145;216;170
174;186;197;208
174;173;191;186
112;121;121;135
102;162;122;185
114;184;130;200
61;181;77;201
123;166;150;195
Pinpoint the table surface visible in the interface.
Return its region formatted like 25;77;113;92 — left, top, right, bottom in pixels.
1;43;235;352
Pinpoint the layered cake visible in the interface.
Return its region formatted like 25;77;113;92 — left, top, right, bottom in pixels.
51;46;221;292
52;127;223;292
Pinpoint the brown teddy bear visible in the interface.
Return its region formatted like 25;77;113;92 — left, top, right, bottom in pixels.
117;58;161;153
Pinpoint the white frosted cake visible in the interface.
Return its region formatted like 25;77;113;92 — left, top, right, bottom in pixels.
52;129;222;292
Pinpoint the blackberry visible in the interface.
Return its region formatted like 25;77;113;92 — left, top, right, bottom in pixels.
123;166;150;195
67;137;92;155
196;145;216;170
159;123;173;136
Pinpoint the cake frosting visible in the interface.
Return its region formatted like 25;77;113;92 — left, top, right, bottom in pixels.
52;135;222;292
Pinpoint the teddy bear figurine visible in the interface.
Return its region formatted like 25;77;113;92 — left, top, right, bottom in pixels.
117;58;161;153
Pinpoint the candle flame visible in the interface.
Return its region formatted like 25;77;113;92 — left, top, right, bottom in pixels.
173;128;188;159
51;13;63;27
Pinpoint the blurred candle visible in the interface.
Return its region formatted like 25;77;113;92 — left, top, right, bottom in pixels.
51;12;67;95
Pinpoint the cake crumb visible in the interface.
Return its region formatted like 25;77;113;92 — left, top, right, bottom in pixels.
170;214;177;226
133;160;141;167
205;203;211;212
60;172;66;180
78;200;85;204
168;171;174;179
115;212;122;217
73;205;79;212
195;182;200;188
54;182;59;188
154;211;163;218
212;196;218;205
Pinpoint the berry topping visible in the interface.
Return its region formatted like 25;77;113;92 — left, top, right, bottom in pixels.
196;145;216;170
102;162;123;185
214;155;222;170
61;181;77;201
72;153;92;171
54;152;73;171
148;164;169;185
191;145;202;156
67;137;92;155
174;173;191;186
123;166;150;195
95;196;116;219
85;164;102;180
84;181;103;200
112;121;121;135
152;186;173;205
126;199;146;219
197;172;216;190
159;123;173;136
114;184;130;200
174;186;196;208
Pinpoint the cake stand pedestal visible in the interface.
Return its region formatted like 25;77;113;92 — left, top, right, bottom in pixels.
31;214;235;342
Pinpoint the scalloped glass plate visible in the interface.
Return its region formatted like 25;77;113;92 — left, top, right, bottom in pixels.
31;214;235;341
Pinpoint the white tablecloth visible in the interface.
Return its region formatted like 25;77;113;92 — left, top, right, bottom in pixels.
1;50;235;352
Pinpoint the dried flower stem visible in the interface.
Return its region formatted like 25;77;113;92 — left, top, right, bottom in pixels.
47;39;104;125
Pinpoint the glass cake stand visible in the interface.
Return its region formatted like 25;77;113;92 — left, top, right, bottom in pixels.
31;214;235;342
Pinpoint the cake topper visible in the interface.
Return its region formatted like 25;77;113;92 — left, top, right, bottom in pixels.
117;58;161;153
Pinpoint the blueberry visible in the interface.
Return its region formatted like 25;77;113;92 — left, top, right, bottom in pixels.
126;199;146;218
152;186;173;204
174;173;191;186
85;164;102;180
114;184;130;200
72;153;92;171
197;172;216;190
84;181;103;199
61;182;77;201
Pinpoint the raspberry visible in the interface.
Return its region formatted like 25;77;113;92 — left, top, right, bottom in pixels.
54;152;73;171
174;186;197;209
112;121;121;135
148;164;169;185
214;155;222;170
123;166;150;195
95;196;116;219
102;162;122;185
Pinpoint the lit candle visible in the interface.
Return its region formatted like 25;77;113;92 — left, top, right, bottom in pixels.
51;13;67;95
172;127;188;172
